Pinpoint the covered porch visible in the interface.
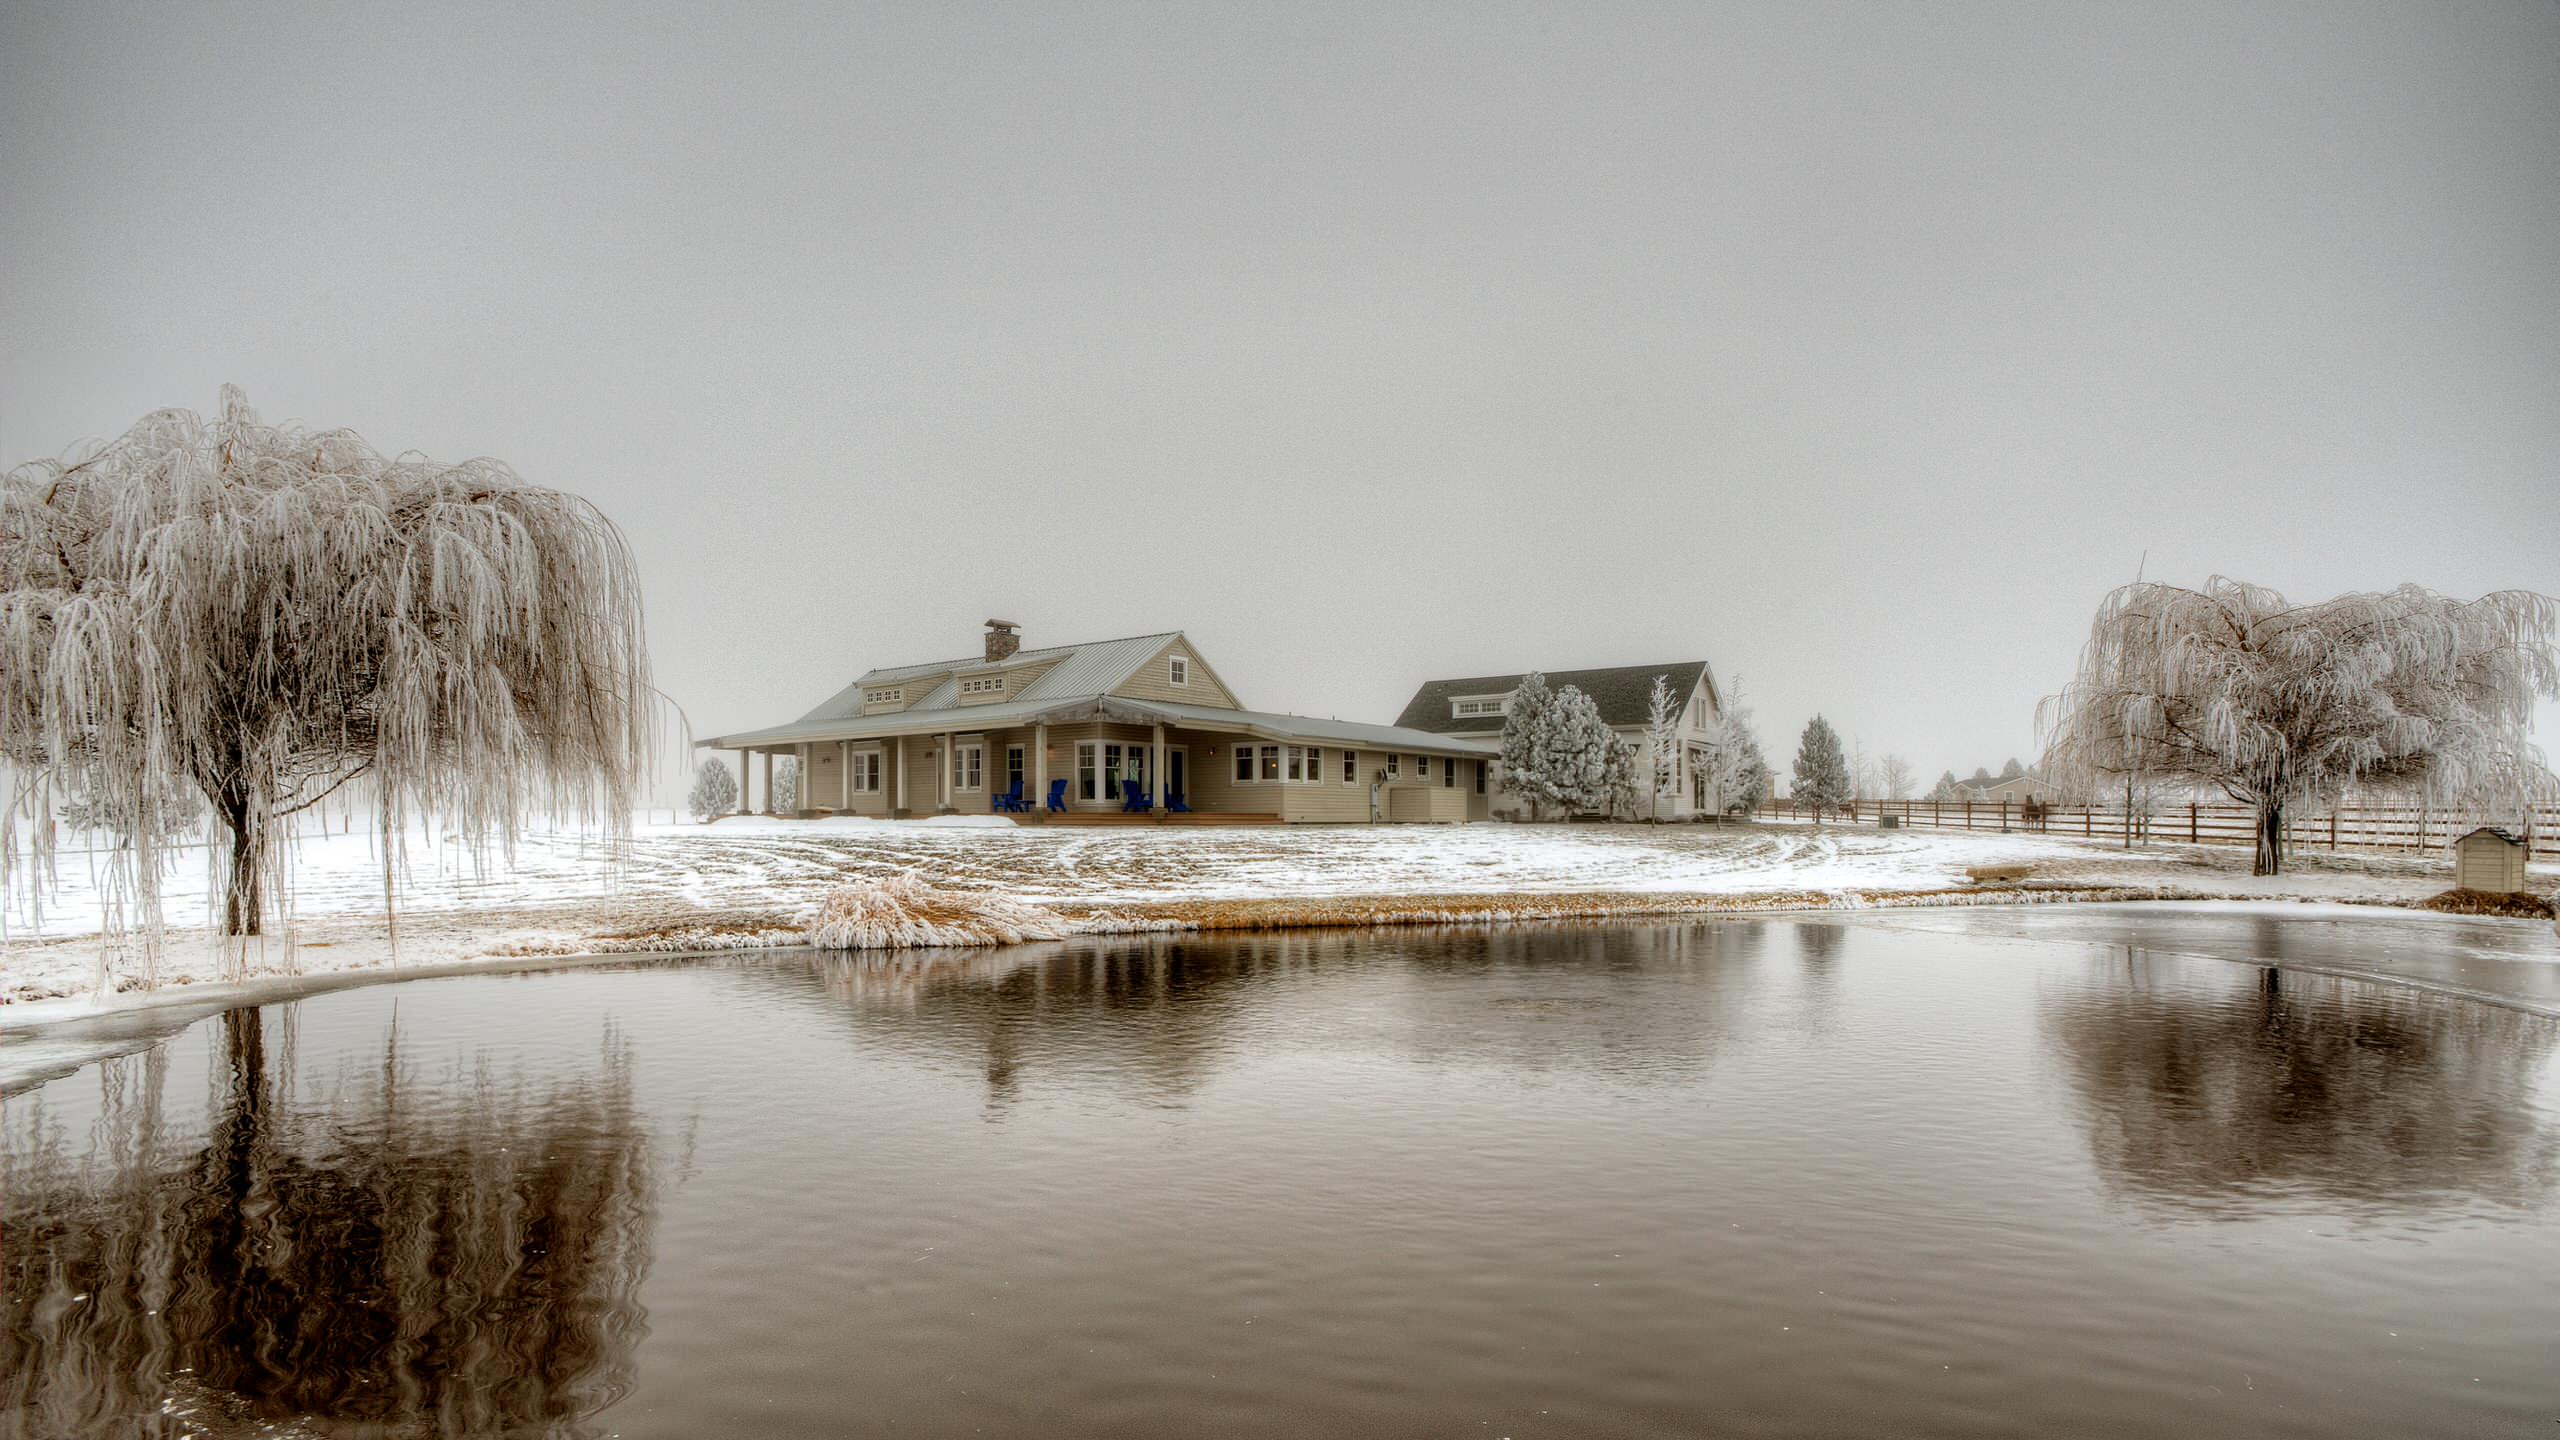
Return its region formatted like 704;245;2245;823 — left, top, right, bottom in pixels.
709;697;1492;824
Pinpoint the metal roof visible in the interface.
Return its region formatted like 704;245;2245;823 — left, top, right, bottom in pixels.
700;693;1497;757
794;632;1184;724
1393;661;1716;734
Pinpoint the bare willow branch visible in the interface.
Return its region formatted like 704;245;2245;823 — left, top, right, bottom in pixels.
2038;577;2557;875
2;388;654;977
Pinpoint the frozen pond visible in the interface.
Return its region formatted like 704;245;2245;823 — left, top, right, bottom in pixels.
6;911;2558;1437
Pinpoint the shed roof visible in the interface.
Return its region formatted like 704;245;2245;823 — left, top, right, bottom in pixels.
1392;661;1714;734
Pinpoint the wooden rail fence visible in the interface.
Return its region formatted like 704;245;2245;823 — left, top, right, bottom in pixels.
1752;797;2554;855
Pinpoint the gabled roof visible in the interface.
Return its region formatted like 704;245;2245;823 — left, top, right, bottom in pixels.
793;632;1185;723
1393;661;1715;734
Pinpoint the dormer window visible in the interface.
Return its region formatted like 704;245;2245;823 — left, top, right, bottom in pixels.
1451;694;1512;719
960;676;1004;696
1169;656;1189;686
864;687;901;706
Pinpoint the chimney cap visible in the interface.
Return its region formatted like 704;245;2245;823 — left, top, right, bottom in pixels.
984;618;1019;631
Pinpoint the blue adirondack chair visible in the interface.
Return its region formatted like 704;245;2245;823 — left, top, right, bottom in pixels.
1164;789;1191;814
1045;778;1068;813
1120;779;1150;812
989;779;1023;813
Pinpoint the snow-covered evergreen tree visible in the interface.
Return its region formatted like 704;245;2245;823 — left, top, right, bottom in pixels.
1497;672;1561;819
1999;756;2025;780
2039;577;2558;875
1792;716;1850;823
688;759;739;822
1927;770;1963;802
770;756;800;814
1548;685;1618;815
1643;673;1681;820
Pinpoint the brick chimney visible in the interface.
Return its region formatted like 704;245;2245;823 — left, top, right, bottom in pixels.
983;619;1021;663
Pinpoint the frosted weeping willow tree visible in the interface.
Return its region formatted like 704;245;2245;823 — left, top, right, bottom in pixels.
2039;578;2557;875
1;387;652;960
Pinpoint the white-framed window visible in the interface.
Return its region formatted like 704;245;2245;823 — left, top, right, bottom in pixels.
1450;694;1512;719
849;750;883;793
865;687;901;706
1169;655;1189;686
1417;756;1432;782
1285;746;1305;783
960;676;1004;696
1258;745;1280;782
1006;745;1025;794
1386;753;1400;780
952;742;984;791
1079;741;1147;802
1343;749;1359;784
1234;746;1254;783
1443;756;1456;788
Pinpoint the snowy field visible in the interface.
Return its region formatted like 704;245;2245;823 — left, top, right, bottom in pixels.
3;814;2550;1011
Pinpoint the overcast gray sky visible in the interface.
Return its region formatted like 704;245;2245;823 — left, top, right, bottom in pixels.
6;0;2556;792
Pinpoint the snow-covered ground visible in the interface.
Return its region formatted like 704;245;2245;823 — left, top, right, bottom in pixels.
4;814;2550;1014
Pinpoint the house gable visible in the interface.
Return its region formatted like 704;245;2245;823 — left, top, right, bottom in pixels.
1109;635;1240;709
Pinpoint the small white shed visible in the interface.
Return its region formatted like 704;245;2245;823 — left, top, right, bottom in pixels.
2451;827;2528;894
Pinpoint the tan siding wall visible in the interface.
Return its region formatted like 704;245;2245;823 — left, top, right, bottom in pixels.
1388;787;1468;822
1111;638;1237;708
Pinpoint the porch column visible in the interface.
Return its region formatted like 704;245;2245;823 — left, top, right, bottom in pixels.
1034;723;1048;811
941;731;954;812
736;749;750;815
795;743;808;814
762;751;775;815
895;740;907;816
1150;723;1165;810
839;740;851;810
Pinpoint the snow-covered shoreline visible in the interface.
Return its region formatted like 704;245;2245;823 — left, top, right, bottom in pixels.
4;817;2550;1021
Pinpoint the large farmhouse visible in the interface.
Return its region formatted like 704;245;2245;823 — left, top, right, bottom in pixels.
701;622;1496;823
1392;661;1724;819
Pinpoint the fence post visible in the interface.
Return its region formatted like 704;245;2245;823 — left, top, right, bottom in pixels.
2188;802;2198;844
2330;811;2338;851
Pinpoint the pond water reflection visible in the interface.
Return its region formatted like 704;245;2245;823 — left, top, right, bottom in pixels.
5;914;2556;1439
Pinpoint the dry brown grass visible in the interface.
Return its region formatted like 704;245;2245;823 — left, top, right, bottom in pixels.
2413;887;2557;919
1050;883;2206;934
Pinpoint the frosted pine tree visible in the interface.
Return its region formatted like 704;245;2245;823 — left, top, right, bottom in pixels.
2040;578;2557;874
1;389;654;969
1792;716;1850;824
1928;770;1963;802
1498;672;1560;820
689;759;740;822
1546;685;1616;815
1643;674;1681;820
770;756;800;814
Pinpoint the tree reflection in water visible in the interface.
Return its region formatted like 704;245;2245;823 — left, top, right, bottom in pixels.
2;1006;660;1439
2041;952;2560;1213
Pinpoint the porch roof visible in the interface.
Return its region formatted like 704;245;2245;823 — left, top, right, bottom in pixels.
699;694;1497;759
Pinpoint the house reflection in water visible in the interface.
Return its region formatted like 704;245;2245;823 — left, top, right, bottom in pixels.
2040;951;2560;1212
0;1008;663;1439
787;921;1777;1108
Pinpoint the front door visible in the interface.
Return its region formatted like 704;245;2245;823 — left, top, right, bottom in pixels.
1167;748;1187;803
